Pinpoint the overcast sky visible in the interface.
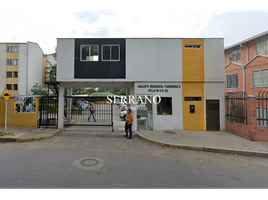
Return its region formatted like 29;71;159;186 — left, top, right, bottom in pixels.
1;0;268;54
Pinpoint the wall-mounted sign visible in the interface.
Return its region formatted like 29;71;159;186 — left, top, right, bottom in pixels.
137;84;180;93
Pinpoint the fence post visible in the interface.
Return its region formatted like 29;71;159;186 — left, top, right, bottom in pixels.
247;95;257;141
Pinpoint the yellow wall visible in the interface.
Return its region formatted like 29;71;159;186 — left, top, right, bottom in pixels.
7;65;18;71
182;39;205;131
0;97;39;128
6;78;18;84
43;56;47;84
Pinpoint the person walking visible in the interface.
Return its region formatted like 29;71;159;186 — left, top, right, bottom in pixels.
88;103;96;122
124;108;133;139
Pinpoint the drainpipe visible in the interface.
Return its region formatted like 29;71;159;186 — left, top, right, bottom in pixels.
240;44;249;93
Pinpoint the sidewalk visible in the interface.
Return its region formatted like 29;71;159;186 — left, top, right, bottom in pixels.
0;127;62;142
136;130;268;158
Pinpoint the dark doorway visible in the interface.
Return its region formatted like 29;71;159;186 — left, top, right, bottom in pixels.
206;100;220;131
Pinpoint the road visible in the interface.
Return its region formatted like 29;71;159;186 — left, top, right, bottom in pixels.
0;106;268;188
1;127;268;188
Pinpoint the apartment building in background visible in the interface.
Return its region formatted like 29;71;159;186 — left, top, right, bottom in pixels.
0;42;43;95
225;31;268;95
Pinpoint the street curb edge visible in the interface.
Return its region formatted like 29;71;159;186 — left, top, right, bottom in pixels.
136;132;268;158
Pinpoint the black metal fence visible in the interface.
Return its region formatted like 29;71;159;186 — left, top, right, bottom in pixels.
39;96;58;128
64;96;113;131
257;91;268;126
226;92;247;124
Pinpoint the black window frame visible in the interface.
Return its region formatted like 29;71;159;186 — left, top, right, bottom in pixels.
6;84;12;90
102;45;120;61
157;97;172;115
7;71;12;78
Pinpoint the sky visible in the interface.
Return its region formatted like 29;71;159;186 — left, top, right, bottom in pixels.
1;0;268;54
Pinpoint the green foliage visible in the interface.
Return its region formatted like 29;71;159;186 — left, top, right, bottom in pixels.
31;84;48;95
97;88;126;95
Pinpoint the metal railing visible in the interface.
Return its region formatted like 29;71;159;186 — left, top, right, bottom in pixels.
257;91;268;126
226;92;247;124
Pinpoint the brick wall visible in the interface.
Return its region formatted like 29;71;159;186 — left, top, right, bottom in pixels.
226;96;268;142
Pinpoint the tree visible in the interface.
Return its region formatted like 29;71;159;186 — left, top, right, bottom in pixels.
87;88;96;95
30;84;48;95
97;87;126;95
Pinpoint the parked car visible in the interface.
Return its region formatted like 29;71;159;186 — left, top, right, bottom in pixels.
120;110;127;121
119;110;141;121
119;103;127;111
114;99;120;105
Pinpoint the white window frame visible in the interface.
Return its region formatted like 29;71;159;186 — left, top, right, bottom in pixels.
228;46;241;62
80;45;99;61
7;46;12;52
102;45;120;61
13;59;18;65
7;59;12;65
255;35;268;55
14;46;18;52
226;74;239;89
251;68;268;87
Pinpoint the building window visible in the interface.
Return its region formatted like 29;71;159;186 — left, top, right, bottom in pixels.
7;59;12;65
13;71;18;77
102;45;120;61
13;59;18;65
251;69;268;87
7;46;12;52
7;71;12;77
157;97;172;115
255;35;268;55
13;84;18;90
184;97;202;101
226;74;239;88
228;46;241;62
185;45;202;48
81;45;99;61
14;46;18;52
6;84;12;90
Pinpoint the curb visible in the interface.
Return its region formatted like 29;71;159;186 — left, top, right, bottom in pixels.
136;132;268;158
0;129;62;143
16;129;62;142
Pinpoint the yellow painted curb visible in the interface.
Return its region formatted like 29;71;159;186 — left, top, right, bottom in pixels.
16;129;62;142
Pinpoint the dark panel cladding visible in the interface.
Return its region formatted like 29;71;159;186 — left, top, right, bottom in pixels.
74;38;126;79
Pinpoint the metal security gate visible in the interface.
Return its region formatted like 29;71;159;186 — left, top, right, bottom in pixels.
39;96;58;128
64;96;113;131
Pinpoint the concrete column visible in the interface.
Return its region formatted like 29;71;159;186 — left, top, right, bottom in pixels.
66;87;73;124
131;83;137;132
58;84;65;130
126;87;131;108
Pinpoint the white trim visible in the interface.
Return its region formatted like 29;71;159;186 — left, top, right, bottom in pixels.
80;44;99;62
251;68;268;88
225;30;268;50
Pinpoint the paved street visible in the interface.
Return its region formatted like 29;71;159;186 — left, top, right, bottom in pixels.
1;125;268;188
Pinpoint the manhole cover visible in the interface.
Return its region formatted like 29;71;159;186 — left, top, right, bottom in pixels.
80;158;99;167
73;157;104;170
164;131;175;134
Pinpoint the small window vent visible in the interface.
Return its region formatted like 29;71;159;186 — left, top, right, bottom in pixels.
185;45;202;48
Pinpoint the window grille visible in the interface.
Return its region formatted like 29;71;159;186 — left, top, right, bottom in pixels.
226;74;238;88
251;69;268;87
228;46;241;62
255;35;268;55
